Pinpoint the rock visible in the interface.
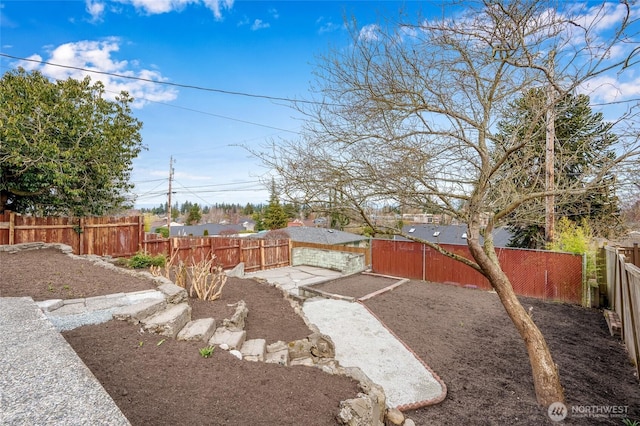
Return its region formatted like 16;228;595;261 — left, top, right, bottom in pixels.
240;338;266;362
265;349;289;366
157;283;188;304
338;396;374;426
266;341;288;353
226;262;245;278
309;332;335;358
229;349;243;360
177;318;216;342
223;300;248;331
209;327;246;350
385;407;404;425
287;339;313;361
403;419;415;426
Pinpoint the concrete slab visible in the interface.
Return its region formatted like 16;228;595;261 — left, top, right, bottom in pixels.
244;266;344;297
0;297;130;425
177;318;216;342
302;298;446;410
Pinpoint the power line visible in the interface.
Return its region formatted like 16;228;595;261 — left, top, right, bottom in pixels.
0;53;323;106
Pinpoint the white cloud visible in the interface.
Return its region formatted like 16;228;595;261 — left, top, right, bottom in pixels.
18;39;178;109
251;19;270;31
203;0;234;19
579;74;640;104
108;0;233;19
85;0;105;22
359;24;380;42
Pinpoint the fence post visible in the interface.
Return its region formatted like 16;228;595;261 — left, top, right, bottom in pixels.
633;243;639;268
9;212;15;245
260;240;265;270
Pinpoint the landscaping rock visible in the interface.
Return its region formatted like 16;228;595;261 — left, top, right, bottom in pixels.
142;303;191;338
209;327;246;350
240;338;266;362
265;349;289;366
226;262;244;278
309;332;335;359
177;318;216;342
113;299;166;324
157;283;188;304
222;300;248;331
385;407;404;425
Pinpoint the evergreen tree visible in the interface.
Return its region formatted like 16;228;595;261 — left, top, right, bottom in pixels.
185;204;202;225
496;90;621;248
262;180;288;230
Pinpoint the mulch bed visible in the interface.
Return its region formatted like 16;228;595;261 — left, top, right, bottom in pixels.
1;247;639;425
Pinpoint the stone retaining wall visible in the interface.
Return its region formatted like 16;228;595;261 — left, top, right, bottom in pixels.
292;247;366;275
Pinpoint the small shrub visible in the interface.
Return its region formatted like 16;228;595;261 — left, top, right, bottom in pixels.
128;251;166;269
199;345;215;358
154;227;170;238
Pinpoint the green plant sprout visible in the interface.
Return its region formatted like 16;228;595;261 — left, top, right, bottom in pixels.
157;339;166;346
199;346;215;358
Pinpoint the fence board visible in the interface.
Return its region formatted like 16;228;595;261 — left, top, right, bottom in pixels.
0;211;143;256
371;239;583;304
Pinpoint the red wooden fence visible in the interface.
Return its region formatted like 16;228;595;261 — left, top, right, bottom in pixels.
143;236;290;272
0;211;143;257
371;239;583;304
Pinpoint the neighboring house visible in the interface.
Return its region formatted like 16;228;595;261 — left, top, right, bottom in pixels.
258;226;370;248
396;224;514;248
170;223;245;237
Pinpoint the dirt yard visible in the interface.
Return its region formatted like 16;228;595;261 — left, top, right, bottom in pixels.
1;247;638;425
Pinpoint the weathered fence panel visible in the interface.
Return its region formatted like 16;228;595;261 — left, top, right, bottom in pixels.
0;211;143;256
604;246;640;378
371;239;583;304
142;236;290;272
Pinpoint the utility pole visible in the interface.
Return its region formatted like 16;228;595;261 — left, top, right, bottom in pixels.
167;156;174;229
545;51;556;244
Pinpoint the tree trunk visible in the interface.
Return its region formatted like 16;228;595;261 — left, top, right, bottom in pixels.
468;238;565;407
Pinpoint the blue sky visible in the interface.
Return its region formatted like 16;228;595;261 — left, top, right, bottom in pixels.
1;1;638;209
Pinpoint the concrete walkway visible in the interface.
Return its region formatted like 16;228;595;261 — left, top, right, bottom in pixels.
0;297;130;425
247;267;447;410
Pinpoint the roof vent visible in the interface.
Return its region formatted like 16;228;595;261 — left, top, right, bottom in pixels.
433;231;440;237
409;228;415;233
461;233;467;239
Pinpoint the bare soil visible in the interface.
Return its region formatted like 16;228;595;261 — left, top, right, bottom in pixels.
1;247;638;425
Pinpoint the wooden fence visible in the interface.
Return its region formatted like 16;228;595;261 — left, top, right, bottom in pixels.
0;211;143;257
371;239;584;304
143;236;290;272
603;246;640;378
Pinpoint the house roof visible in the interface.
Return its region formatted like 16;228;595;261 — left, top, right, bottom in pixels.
396;224;513;248
170;223;245;237
261;226;369;245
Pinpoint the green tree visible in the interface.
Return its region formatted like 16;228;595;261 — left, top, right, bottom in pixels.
185;204;202;225
0;68;143;215
262;180;288;230
497;90;621;248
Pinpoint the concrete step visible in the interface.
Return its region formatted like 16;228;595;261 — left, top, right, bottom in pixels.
158;283;188;304
113;298;166;324
209;327;246;350
141;303;192;338
177;318;216;342
240;338;266;362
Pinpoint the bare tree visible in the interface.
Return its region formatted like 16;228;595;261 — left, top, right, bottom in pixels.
252;0;639;408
